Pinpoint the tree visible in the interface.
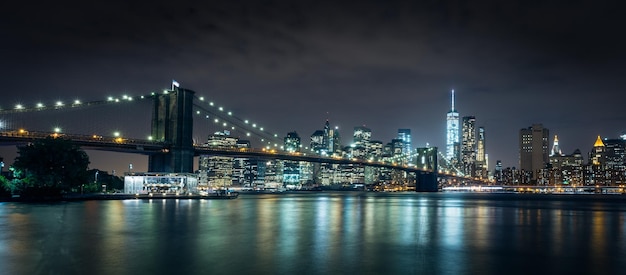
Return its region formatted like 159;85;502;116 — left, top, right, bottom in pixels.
12;136;90;194
0;175;10;198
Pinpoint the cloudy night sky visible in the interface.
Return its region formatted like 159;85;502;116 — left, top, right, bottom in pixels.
1;0;625;173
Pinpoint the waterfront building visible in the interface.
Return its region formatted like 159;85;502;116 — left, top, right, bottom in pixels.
461;116;476;176
124;173;198;194
446;90;460;163
198;131;238;190
547;148;584;186
547;135;583;186
603;138;626;185
232;140;251;186
364;140;384;184
494;160;503;184
282;160;300;185
519;124;549;182
585;136;626;186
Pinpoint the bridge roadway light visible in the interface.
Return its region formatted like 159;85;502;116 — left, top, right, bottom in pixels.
113;131;120;137
36;103;44;108
56;101;63;107
15;104;24;110
74;100;81;105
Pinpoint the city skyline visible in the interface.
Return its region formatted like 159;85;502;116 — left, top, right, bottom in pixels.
1;0;625;173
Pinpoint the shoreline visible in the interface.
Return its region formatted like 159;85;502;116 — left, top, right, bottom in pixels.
0;192;240;202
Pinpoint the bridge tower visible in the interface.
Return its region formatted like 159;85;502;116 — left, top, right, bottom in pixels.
148;87;195;173
415;147;439;192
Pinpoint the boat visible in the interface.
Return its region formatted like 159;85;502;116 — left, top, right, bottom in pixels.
202;190;239;199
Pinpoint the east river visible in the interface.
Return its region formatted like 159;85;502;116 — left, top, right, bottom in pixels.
1;192;626;275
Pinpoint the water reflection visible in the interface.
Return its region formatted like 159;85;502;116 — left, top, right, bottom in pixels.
1;193;626;274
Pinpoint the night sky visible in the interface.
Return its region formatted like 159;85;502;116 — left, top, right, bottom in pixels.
1;0;625;174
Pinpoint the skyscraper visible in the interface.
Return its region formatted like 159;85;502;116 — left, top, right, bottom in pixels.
476;127;486;162
519;124;549;181
446;90;460;162
397;129;412;160
353;126;372;147
461;116;476;175
550;135;563;156
475;126;488;179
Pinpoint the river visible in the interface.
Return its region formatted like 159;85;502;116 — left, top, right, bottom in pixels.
1;192;625;275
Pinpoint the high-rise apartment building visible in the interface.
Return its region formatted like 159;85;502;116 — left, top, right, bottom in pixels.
519;124;549;180
446;90;460;162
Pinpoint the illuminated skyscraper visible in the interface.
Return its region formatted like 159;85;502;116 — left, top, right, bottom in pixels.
353;126;372;147
446;90;460;162
461;116;476;175
475;126;488;179
550;135;563;156
397;128;412;159
477;127;486;162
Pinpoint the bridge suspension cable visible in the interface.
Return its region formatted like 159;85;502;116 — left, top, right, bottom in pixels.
192;95;284;148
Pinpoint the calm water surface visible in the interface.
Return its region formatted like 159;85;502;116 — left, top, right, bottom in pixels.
1;192;626;275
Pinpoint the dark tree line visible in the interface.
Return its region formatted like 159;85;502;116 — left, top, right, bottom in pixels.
0;137;106;197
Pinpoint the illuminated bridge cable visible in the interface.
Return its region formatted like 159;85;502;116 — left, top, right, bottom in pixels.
191;95;283;146
0;93;156;139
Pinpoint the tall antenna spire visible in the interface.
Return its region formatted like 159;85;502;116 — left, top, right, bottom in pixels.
451;89;455;111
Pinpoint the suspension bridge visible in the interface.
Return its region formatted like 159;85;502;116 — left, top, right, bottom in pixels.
0;82;486;192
